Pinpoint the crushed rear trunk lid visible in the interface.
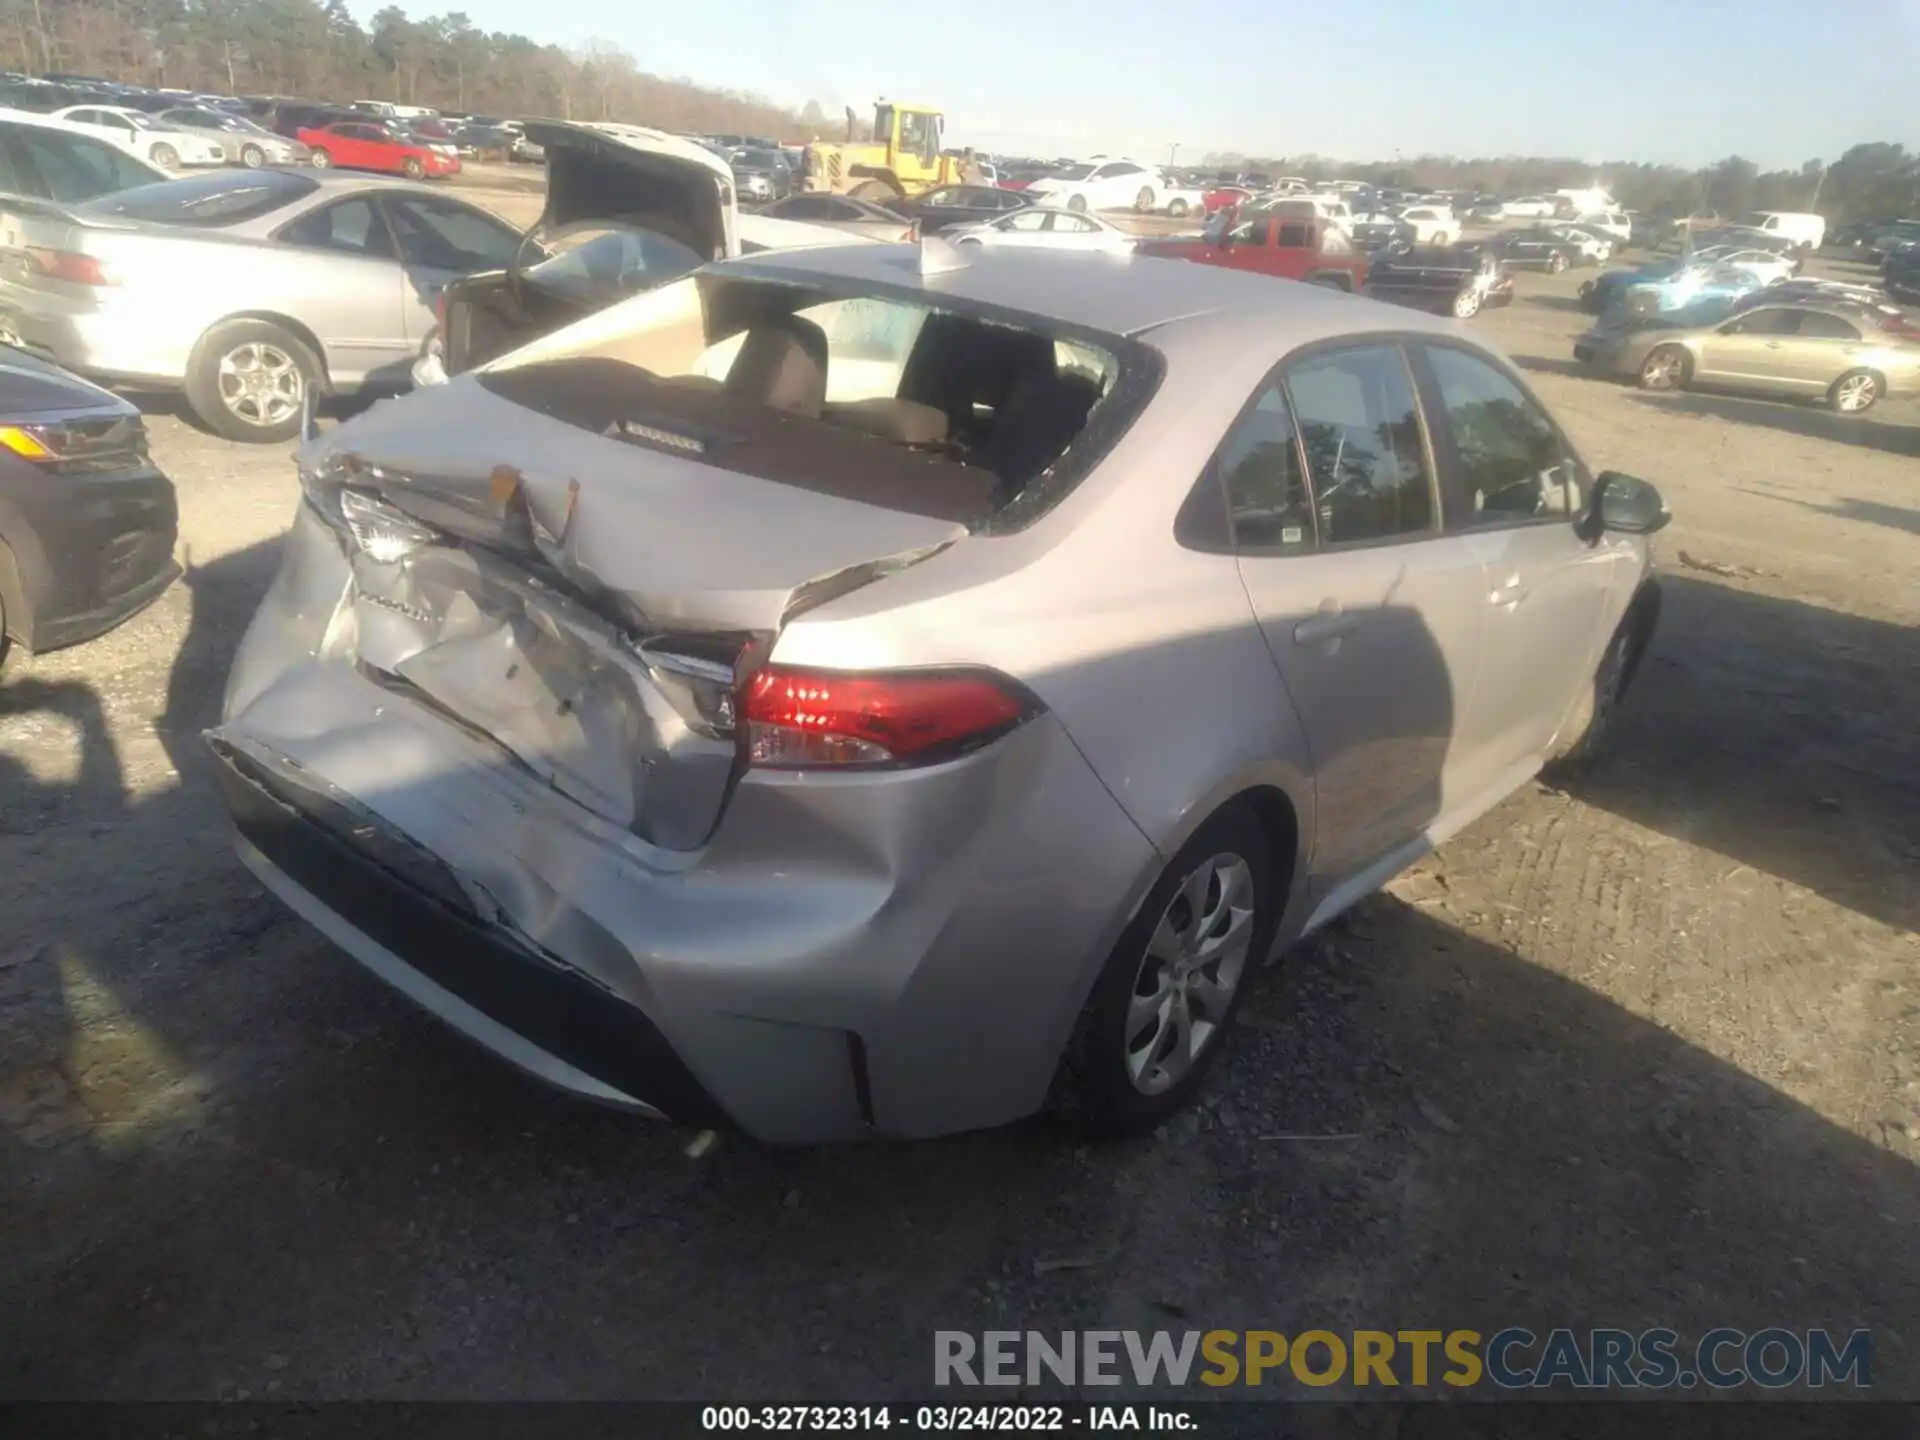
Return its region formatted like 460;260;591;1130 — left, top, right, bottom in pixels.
295;369;970;848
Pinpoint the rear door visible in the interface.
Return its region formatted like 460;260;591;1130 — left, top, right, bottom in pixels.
1225;341;1488;892
1412;341;1624;796
272;193;410;382
1780;308;1870;392
378;192;524;345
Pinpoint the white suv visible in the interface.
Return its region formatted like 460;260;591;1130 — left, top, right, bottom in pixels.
1396;205;1458;244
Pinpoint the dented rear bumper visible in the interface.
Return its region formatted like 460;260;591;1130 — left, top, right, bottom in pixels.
211;501;1156;1143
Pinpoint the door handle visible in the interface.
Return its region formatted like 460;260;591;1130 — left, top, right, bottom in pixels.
1293;601;1358;646
1489;575;1530;607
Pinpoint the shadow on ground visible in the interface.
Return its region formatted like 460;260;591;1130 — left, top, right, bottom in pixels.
0;543;1914;1400
1629;390;1920;458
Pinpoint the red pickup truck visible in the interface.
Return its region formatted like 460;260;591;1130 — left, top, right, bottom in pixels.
1137;213;1368;291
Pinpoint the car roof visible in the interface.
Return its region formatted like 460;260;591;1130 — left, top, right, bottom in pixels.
0;104;140;138
713;243;1456;344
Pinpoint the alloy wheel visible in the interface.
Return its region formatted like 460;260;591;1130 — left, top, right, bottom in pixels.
1124;853;1255;1095
1834;373;1879;412
1640;348;1686;390
217;341;304;429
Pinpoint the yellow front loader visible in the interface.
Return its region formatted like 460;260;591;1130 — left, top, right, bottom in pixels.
802;100;978;202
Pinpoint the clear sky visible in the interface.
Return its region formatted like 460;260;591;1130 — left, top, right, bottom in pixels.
347;0;1918;169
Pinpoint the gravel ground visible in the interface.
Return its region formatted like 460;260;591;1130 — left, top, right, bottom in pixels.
1;220;1917;1401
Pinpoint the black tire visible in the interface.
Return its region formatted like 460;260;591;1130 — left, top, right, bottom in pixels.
239;143;265;168
1545;598;1655;777
403;156;425;180
1827;368;1881;415
1067;193;1088;214
1548;251;1569;274
184;318;322;444
150;142;179;169
1167;198;1189;218
309;148;332;169
1431;231;1448;246
1134;186;1156;213
1305;273;1348;291
1051;803;1278;1137
1637;344;1691;392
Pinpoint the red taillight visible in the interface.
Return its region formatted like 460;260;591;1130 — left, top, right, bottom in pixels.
27;248;108;285
741;665;1034;769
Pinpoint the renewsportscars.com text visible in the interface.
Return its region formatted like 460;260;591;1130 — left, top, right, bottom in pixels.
934;1327;1871;1391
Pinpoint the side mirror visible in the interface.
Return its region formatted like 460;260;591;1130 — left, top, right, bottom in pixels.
1583;470;1670;538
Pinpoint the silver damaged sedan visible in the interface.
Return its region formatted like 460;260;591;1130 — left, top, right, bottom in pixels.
209;243;1669;1142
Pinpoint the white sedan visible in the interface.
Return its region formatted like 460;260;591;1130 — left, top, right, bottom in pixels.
1395;205;1458;244
1546;225;1614;263
50;104;226;170
943;207;1137;253
1024;158;1160;213
1693;245;1796;285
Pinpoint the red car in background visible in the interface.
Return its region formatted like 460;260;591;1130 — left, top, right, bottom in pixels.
1203;185;1253;217
296;121;461;180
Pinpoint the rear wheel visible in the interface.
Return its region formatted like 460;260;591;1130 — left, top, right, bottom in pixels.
1051;804;1276;1136
1430;231;1448;246
309;148;332;169
402;156;425;180
1829;369;1881;414
1067;193;1088;214
1134;186;1156;213
239;143;266;168
1548;251;1569;274
185;318;321;444
1451;286;1482;319
1637;344;1691;392
1167;198;1189;218
150;142;179;169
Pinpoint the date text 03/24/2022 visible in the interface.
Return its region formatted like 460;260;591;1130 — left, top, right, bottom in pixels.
701;1405;1195;1431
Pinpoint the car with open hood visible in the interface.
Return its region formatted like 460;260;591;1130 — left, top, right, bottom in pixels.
209;241;1667;1144
421;120;869;385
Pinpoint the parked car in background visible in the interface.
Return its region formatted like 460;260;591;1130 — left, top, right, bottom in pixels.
1364;242;1513;319
884;183;1032;235
729;146;793;203
0;168;523;440
0;109;166;204
1485;226;1584;273
394;117;461;163
49;104;225;169
1498;195;1560;219
210;237;1667;1142
997;165;1055;191
945;206;1136;254
1155;172;1210;218
0;344;178;670
1024;158;1159;213
1614;260;1766;316
1739;210;1825;251
1202;184;1253;217
1394;204;1457;244
754;192;917;241
1691;245;1795;286
1138;213;1368;291
1542;225;1613;264
156;106;310;167
1575;296;1918;412
1883;245;1920;304
299;121;460;180
265;101;358;142
1573;211;1632;245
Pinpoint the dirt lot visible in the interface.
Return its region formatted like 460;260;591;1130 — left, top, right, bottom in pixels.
1;211;1917;1401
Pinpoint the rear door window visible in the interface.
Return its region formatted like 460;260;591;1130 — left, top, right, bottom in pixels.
1282;345;1435;545
1217;382;1315;551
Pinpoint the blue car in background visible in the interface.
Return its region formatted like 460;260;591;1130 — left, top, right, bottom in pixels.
1579;255;1763;315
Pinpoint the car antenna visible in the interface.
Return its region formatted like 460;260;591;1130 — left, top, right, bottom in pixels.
916;232;968;275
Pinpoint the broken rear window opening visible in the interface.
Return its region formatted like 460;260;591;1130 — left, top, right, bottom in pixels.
474;270;1163;533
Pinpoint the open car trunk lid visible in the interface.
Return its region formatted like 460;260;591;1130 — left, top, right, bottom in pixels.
295;371;972;850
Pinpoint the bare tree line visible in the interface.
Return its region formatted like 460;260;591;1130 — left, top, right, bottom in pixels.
0;0;830;138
